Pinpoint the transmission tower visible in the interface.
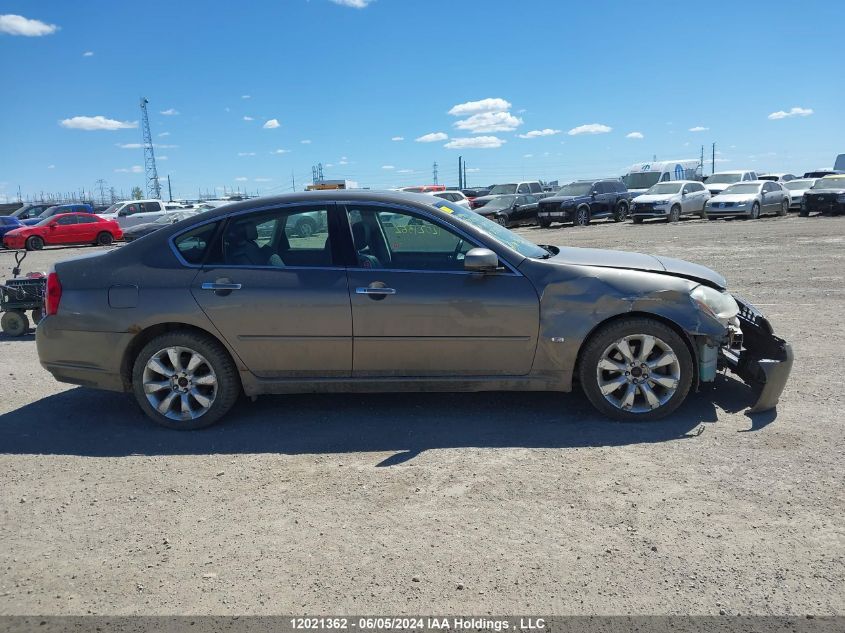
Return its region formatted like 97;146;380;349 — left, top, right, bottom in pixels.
139;97;162;199
432;161;439;185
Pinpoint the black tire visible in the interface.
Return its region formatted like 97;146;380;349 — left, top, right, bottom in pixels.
296;217;317;238
612;201;628;222
799;208;809;217
131;330;241;430
632;216;644;225
31;307;43;325
749;202;760;220
97;231;114;246
538;219;552;228
1;310;30;336
578;317;694;422
574;206;591;227
668;205;681;223
25;235;44;251
777;199;788;216
495;215;509;227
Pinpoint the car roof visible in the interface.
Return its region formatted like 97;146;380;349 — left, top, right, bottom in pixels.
712;170;752;175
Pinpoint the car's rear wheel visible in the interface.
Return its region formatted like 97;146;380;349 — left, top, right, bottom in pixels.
749;202;760;219
296;217;317;238
538;219;551;228
1;310;30;336
97;231;114;246
574;206;591;227
668;205;681;222
31;307;43;325
25;236;44;251
612;202;628;222
132;330;240;430
632;216;644;224
495;215;509;227
777;199;788;216
579;317;693;421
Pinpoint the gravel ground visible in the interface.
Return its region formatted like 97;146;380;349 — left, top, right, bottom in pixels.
0;213;843;616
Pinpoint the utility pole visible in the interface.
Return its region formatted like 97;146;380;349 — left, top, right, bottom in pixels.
463;161;467;188
291;170;296;192
95;179;107;205
458;156;463;189
711;142;716;176
432;161;439;185
167;175;173;202
700;145;705;177
139;97;162;199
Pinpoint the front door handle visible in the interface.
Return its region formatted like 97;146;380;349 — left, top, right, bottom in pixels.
202;282;242;291
356;287;396;295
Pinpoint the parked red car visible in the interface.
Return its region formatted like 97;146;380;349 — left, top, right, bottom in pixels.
2;213;123;251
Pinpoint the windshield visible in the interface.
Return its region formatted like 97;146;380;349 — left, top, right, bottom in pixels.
556;182;593;197
37;206;61;218
101;203;122;214
707;173;743;184
645;183;683;195
483;195;516;210
433;200;548;259
488;184;518;195
813;177;845;190
624;172;662;190
784;180;815;190
722;184;761;195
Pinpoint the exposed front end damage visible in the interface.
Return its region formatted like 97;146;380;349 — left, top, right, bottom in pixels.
713;294;794;412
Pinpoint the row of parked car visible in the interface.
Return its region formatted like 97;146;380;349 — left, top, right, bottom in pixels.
444;170;845;229
0;199;231;251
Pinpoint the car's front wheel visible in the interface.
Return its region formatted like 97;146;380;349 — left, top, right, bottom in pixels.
668;205;681;223
579;317;693;421
749;202;761;219
25;235;44;251
97;231;114;246
131;330;241;430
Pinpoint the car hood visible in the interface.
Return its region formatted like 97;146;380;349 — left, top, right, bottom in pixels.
806;188;845;196
541;195;585;205
704;183;734;192
632;194;678;203
551;246;726;289
709;193;756;203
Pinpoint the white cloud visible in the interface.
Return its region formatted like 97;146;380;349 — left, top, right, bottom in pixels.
60;115;137;131
517;128;561;139
768;106;814;120
568;123;612;136
466;168;481;173
522;154;533;158
263;118;280;129
271;149;290;154
338;159;348;165
157;155;168;161
0;14;58;36
235;177;248;182
114;166;143;174
82;51;94;57
160;108;179;116
397;169;413;174
415;132;448;143
448;98;512;116
454;111;522;133
330;0;373;8
444;136;506;149
391;136;404;141
241;95;251;99
301;139;312;144
243;115;254;121
626;131;644;139
382;165;395;170
688;126;709;132
254;177;272;182
47;164;55;169
237;152;256;157
158;131;170;137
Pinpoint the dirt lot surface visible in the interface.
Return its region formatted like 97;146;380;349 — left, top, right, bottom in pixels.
1;214;843;616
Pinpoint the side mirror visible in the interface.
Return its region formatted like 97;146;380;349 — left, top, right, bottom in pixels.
464;247;499;272
49;224;57;230
591;190;598;197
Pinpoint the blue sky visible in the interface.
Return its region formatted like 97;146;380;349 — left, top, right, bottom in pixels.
1;0;843;201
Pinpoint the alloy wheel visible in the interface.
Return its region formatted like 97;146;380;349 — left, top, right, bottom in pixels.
142;346;218;421
595;334;681;414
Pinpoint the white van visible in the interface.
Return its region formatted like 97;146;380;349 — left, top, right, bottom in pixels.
621;160;703;195
98;199;172;228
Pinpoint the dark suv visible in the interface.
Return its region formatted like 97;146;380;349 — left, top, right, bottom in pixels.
537;179;632;227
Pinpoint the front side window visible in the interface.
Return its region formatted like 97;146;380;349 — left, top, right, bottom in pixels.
517;183;530;194
56;215;77;225
529;182;542;193
207;207;331;268
345;206;473;271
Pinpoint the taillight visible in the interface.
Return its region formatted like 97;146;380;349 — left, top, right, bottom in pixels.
45;271;62;316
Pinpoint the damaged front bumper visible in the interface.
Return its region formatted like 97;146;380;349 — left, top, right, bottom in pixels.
716;294;794;412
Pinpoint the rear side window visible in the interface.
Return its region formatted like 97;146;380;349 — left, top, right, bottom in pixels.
174;222;219;265
76;215;98;224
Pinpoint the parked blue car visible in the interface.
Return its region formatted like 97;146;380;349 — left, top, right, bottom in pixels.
21;203;95;226
0;216;24;243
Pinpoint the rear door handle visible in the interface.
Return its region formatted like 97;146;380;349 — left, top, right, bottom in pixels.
202;282;242;291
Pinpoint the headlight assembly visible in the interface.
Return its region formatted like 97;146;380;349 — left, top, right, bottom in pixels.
691;285;739;322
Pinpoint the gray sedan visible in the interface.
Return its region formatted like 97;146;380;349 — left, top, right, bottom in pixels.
704;181;789;219
36;191;792;429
